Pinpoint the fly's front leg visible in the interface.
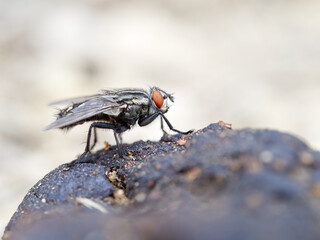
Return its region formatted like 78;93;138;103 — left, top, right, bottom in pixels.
160;117;168;135
138;112;161;126
160;113;193;135
139;112;192;135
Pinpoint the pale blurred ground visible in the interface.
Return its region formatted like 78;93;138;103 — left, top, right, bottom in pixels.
1;0;320;235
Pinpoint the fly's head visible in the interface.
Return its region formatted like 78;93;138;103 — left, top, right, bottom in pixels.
150;87;174;113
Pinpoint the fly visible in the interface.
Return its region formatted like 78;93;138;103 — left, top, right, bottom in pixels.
44;87;192;168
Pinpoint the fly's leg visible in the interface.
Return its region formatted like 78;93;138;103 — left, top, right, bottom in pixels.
113;131;122;157
113;130;123;172
160;113;193;135
139;112;192;135
118;133;123;145
83;122;126;172
138;112;160;127
160;117;168;135
84;122;117;153
139;112;167;134
90;127;98;150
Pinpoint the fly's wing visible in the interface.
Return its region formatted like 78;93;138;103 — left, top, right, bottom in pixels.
48;94;101;106
43;95;126;130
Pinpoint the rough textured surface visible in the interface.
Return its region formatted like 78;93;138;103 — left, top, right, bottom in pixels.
3;123;320;240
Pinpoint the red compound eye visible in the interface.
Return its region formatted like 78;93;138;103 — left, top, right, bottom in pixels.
152;90;163;108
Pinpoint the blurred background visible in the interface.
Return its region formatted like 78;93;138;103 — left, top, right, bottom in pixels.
1;0;320;235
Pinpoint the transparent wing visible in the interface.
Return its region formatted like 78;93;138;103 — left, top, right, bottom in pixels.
43;96;126;130
48;94;103;106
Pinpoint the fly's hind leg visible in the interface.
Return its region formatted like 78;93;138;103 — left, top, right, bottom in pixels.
90;127;98;150
84;122;117;153
82;122;126;172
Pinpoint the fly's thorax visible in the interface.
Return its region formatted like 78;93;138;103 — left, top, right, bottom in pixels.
150;87;174;114
131;96;150;106
121;96;150;123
